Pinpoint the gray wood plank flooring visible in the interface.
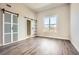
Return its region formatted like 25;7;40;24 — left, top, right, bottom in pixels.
0;37;79;55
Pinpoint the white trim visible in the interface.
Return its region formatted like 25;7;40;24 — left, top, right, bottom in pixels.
70;39;79;52
14;32;18;33
4;22;11;24
13;23;18;25
4;33;11;34
3;13;4;45
36;35;69;40
11;14;13;43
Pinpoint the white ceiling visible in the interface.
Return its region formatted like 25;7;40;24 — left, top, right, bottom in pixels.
24;3;66;12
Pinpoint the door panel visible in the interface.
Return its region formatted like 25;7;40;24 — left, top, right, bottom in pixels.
13;24;18;32
4;34;11;44
13;15;18;23
4;24;11;33
4;13;11;23
3;12;18;44
13;33;18;41
4;12;12;44
13;15;18;42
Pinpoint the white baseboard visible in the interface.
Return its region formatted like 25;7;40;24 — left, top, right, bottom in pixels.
36;35;69;40
70;39;79;52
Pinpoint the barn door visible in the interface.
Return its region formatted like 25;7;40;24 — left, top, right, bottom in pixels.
3;12;18;45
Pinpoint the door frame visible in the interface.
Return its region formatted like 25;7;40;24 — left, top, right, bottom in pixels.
27;19;31;36
3;12;18;45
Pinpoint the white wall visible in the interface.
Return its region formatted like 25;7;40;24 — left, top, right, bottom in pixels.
70;3;79;52
37;4;70;40
0;3;35;43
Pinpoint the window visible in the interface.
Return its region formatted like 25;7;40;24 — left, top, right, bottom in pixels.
44;16;57;30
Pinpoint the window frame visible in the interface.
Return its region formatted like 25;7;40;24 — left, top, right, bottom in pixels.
44;16;57;30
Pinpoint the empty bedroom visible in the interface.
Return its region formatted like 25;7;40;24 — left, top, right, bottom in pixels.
0;3;79;55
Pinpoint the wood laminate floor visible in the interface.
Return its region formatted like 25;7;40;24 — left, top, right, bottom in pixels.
0;37;79;55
